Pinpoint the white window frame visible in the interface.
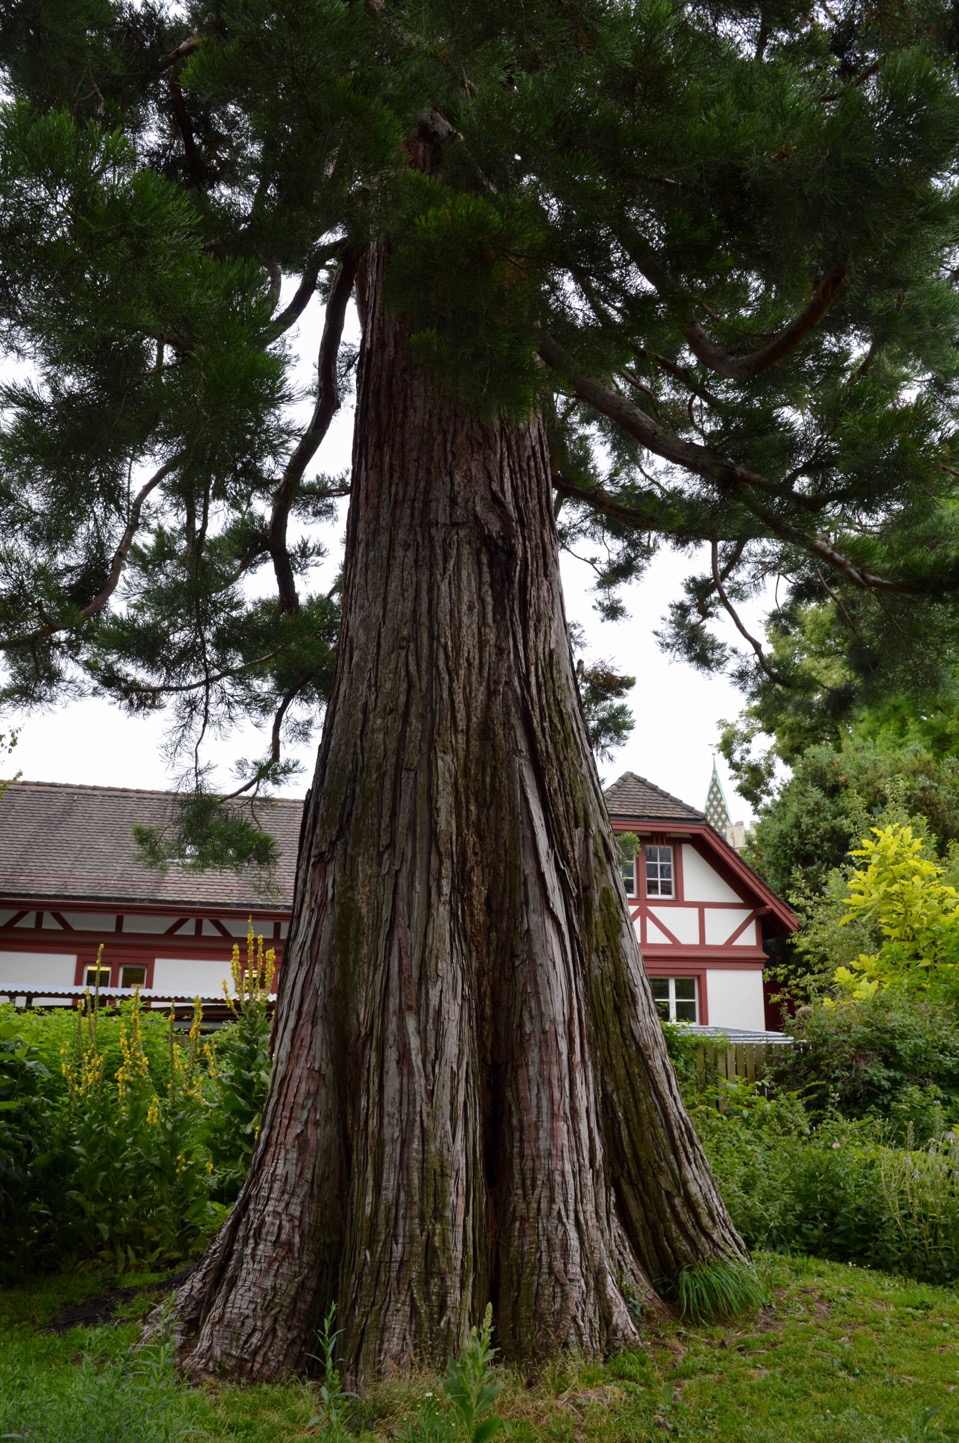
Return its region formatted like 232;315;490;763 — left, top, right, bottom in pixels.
645;844;675;898
83;963;111;989
650;975;698;1023
120;964;148;990
620;854;637;897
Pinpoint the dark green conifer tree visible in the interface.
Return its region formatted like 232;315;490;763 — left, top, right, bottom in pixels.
5;0;959;1382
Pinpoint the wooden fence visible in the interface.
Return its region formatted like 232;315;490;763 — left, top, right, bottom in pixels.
692;1038;794;1100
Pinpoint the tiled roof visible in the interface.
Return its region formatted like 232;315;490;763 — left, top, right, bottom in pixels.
603;772;706;823
0;781;302;909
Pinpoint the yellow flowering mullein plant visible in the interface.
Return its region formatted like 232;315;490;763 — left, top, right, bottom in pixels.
206;921;276;1201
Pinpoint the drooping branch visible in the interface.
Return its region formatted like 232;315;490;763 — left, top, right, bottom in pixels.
269;246;362;614
710;540;790;685
0;458;178;652
551;471;719;543
220;682;309;801
538;329;901;595
621;231;847;381
109;649;282;701
683;263;848;381
262;246;345;345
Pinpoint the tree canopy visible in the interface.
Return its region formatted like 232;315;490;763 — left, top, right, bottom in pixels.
5;0;959;819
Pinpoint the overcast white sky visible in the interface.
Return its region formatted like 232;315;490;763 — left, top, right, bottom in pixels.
3;302;765;823
4;545;760;822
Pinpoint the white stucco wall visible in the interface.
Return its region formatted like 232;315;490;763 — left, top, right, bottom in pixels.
0;950;77;990
705;968;766;1030
681;844;740;902
648;905;700;944
152;955;235;996
704;908;756;947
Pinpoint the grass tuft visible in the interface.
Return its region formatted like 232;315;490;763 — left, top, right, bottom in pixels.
675;1259;769;1323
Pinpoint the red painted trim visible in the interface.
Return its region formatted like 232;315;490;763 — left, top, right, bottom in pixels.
723;910;758;947
610;819;797;933
164;917;188;935
644;965;709;1025
0;896;289;923
50;912;70;931
2;931;287;965
673;843;685;903
644;910;682;946
0;910;28;929
641;946;766;963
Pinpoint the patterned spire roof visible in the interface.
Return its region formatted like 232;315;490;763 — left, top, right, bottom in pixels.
704;758;732;834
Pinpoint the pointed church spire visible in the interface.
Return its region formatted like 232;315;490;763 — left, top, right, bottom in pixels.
704;753;732;835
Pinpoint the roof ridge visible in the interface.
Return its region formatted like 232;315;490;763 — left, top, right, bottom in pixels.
605;771;705;818
6;779;305;806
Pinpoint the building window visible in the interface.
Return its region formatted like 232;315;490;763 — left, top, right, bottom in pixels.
620;854;637;896
120;965;147;990
83;962;111;989
645;845;674;898
651;976;698;1023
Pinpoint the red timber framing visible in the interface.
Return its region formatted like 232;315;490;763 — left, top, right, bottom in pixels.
608;811;797;1027
0;900;289;992
0;782;304;999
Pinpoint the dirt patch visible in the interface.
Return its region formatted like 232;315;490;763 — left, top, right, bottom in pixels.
43;1267;192;1333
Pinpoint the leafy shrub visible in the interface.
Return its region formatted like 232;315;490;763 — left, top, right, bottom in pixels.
661;1021;732;1101
695;1082;959;1283
0;926;276;1277
57;993;217;1268
833;825;959;1000
0;1011;54;1280
774;992;959;1138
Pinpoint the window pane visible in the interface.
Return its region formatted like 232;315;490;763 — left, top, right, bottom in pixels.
675;999;697;1022
84;966;110;988
620;857;636;895
645;846;674;897
121;966;147;989
674;978;696;1000
650;978;669;999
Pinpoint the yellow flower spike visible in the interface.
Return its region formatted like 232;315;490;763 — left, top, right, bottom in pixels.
146;1096;160;1127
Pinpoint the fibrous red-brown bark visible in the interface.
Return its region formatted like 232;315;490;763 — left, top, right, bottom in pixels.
165;246;747;1384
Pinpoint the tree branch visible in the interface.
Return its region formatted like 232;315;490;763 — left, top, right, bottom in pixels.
0;458;178;652
683;263;848;381
112;649;282;700
551;471;716;542
269;245;362;614
262;246;343;345
219;683;308;801
620;231;847;381
537;329;900;593
710;540;790;685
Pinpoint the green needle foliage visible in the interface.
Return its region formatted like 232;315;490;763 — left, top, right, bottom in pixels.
6;1;959;852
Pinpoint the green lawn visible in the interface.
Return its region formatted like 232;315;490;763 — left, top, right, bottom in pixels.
2;1254;958;1442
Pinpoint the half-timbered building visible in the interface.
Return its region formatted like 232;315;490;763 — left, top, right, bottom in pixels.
1;775;796;1030
606;771;797;1031
0;781;299;1002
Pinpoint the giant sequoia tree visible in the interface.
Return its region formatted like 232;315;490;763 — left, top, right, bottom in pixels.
5;0;959;1383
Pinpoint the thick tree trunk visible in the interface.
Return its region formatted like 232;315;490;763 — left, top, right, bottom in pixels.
167;247;747;1384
